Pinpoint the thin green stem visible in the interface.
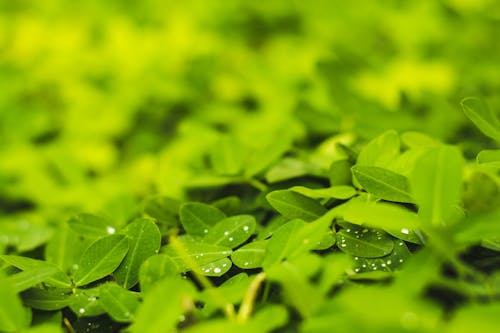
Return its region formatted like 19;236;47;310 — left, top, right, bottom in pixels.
237;272;266;323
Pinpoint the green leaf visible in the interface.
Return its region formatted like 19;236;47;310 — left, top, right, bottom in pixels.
70;287;105;317
477;149;500;168
244;132;292;177
114;218;161;289
0;271;30;332
44;222;88;273
357;130;400;168
352;166;413;203
180;202;226;236
0;255;72;288
231;240;268;269
22;288;73;311
336;224;394;258
461;97;500;142
163;241;232;272
203;215;256;248
341;198;419;234
266;190;327;222
262;220;307;268
73;234;129;286
142;195;181;227
263;210;335;268
352;239;411;273
139;254;179;293
68;213;117;239
129;277;195;333
409;145;464;226
200;257;232;276
289;185;357;200
99;283;140;322
9;265;58;292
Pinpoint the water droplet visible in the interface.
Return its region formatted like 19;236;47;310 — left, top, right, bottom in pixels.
354;257;359;260
387;260;392;265
354;268;360;272
401;228;410;235
228;237;234;242
399;259;404;263
399;242;404;246
341;243;346;247
204;229;209;234
199;253;204;257
243;226;249;232
372;266;378;270
381;263;386;267
362;264;367;268
244;262;249;266
79;308;86;314
222;263;227;267
362;229;368;233
346;229;351;232
88;297;97;302
224;231;229;236
72;264;79;271
106;226;116;234
204;268;211;273
179;314;186;322
213;267;222;274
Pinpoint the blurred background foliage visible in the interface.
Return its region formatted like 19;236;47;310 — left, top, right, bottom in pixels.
1;0;499;236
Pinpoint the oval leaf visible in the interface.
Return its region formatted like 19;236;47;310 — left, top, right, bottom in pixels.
266;190;327;222
162;241;232;272
200;257;232;276
114;219;161;289
203;215;256;248
73;234;129;286
68;213;117;239
336;225;394;258
461;97;500;142
352;166;413;203
231;240;268;269
477;149;500;168
139;254;179;293
100;283;140;322
290;185;357;200
180;202;227;236
409;145;464;226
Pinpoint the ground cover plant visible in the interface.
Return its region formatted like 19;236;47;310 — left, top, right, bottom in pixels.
1;1;500;332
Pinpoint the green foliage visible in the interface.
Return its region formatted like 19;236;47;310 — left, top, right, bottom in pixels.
1;1;500;332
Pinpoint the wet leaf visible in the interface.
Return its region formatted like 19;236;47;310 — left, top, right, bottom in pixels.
203;215;256;248
266;190;327;222
231;240;268;269
336;225;394;258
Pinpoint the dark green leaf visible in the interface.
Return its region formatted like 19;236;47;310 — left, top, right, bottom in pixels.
21;288;73;311
336;225;394;258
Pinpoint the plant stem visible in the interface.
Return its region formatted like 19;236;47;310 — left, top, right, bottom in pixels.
237;272;266;322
